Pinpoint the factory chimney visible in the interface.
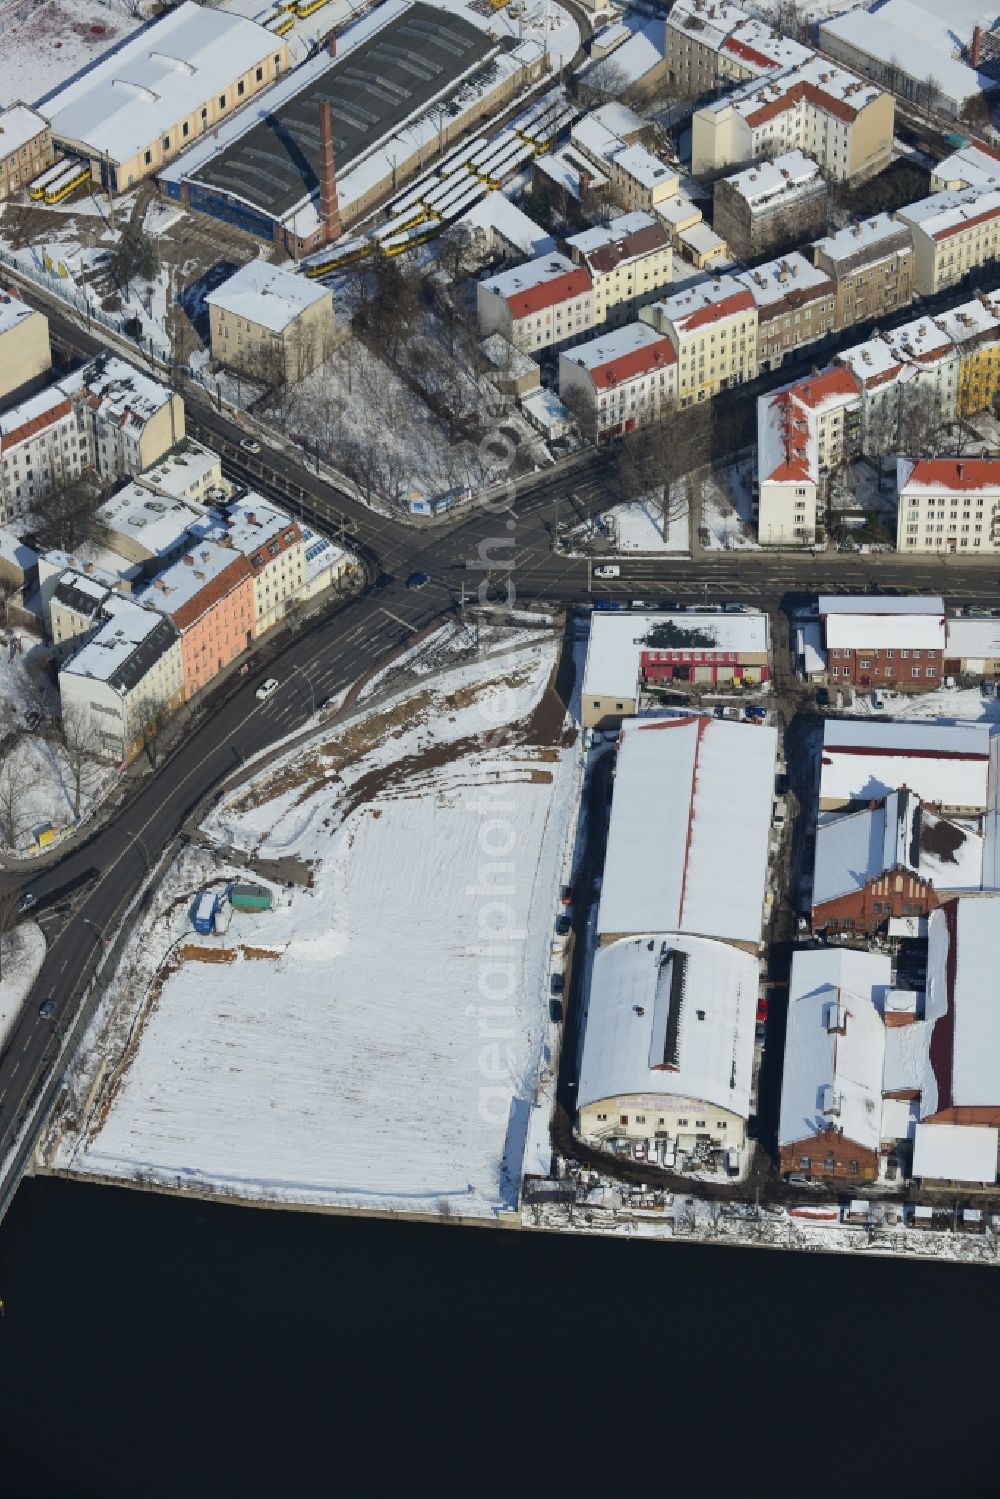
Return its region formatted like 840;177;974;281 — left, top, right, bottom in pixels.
972;25;983;66
318;99;341;246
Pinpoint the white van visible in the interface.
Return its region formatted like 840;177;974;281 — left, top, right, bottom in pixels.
593;564;620;579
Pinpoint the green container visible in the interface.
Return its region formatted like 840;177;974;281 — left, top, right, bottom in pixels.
228;882;273;912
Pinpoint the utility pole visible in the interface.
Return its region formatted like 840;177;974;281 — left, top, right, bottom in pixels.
586;556;592;594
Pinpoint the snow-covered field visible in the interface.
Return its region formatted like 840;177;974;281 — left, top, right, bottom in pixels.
700;467;760;550
0;921;47;1051
53;632;582;1217
602;491;690;554
0;0;148;109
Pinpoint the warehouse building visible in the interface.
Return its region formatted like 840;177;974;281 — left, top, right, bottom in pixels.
818;719;997;813
43;2;286;193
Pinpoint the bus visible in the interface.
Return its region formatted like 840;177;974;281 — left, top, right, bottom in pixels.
303;238;371;278
291;0;330;16
44;162;91;205
266;10;295;35
29;160;72;201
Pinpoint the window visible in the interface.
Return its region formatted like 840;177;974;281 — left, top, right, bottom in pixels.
615;702;624;710
799;1156;811;1171
163;135;170;150
144;150;152;165
219;94;227;108
238;80;245;97
824;1155;835;1171
696;1119;706;1128
182;122;189;138
635;1115;646;1124
619;1115;628;1126
678;1118;689;1126
256;66;263;81
848;1161;859;1175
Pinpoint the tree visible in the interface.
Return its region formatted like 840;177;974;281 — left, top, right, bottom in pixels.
107;226;160;296
578;58;632;108
897;384;950;458
615;405;712;527
30;474;103;553
132;697;169;769
0;748;25;849
58;704;103;819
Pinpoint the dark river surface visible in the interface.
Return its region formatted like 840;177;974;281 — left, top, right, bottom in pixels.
0;1176;993;1498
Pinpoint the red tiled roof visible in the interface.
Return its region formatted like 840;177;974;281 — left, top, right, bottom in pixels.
763;389;812;484
506;267;591;318
903;457;1000;491
746;79;858;129
795;366;858;408
933;201;1000;241
0;396;72;450
588;338;676;389
171;553;253;631
677;287;754;333
722;34;777;70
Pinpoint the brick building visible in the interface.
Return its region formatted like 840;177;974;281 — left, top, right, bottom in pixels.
819;593;945;688
0;102;53;200
736;250;835;375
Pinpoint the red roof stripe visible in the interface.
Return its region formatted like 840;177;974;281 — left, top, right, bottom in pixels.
505;267;591;318
678;288;754;333
933;202;1000;240
722;34;777;69
588;339;676;389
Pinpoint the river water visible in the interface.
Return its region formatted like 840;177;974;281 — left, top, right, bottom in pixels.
0;1176;994;1497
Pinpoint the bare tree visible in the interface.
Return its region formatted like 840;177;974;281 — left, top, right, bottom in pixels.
897;384;950;457
0;748;25;849
0;888;26;982
615;406;712;522
132;697;168;769
579;59;632;108
31;474;104;553
58;704;104;819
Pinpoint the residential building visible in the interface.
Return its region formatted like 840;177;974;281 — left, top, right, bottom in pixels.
478;335;541;399
935;295;1000;418
476;252;593;352
713;150;828;260
811;785;986;936
577;932;759;1155
678;220;730;268
819;593;946;687
59;594;184;763
558;322;677;441
43;1;287;191
0;288;50;401
206;261;334;385
692;56;894;182
736;251;835;374
570;112;680;212
60;355;184;481
931;142;1000;194
652;188;705;253
50;568;128;660
640;275;757;404
0;529;37;593
144;541;256;699
137;440;226;506
755;366;860;545
897;457;1000;554
298;524;352;600
533;144;610;206
0;388;85;523
94;484;206;573
895;187;1000;295
819;3;994;123
578;19;667;106
203;493;306;635
581;608;770;726
0;102;53;199
563;211;673;327
665;0;811;101
595;713;777;949
811;214;914;332
818;720;996;814
778;947;892;1182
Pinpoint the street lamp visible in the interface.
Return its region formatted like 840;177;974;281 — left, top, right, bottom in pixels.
121;826;151;872
294;667;316;715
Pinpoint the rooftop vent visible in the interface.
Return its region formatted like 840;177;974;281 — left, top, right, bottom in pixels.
820;1083;842;1116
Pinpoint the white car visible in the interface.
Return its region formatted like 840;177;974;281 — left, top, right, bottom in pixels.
239;438;261;455
256;678;279;701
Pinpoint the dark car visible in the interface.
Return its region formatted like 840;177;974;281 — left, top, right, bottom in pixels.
594;600;624;611
745;705;767;720
560;884;573;906
549;998;564;1024
816;687;830;708
406;571;430;590
555;913;572;937
713;705;725;719
38;997;56;1019
17;892;37;913
374;572;395;591
550;972;565;996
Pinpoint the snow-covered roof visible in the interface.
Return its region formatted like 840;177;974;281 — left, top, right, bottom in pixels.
932;143;1000;193
813;214;913;269
534;145;608;200
480;252;590;315
945;617;1000;658
62;595;177;693
298;523;346;584
896;187;1000;242
702;52;883;126
912;1122;998;1182
820;720;994;810
652;274;754;337
930;297;1000;347
138;441;222;502
820;1;992;108
0;387;72;447
96;484;203;559
757;369;860;488
577;933;758;1120
655;191;702;228
821;600;946;651
581;19;663;87
458;192;553;258
561;322;675;387
926;898;1000;1114
201;490;297;559
836;335;906;388
479;333;537;378
778;946;891;1154
44;2;279;165
813;791;985;906
140;539;250;623
737;251;832;311
611;142;676;191
597;715;777;946
678;222;728;260
205;260;331;334
588;101;644;139
59;354;174;427
721;149;823;210
583;609;768;699
0;102;50;156
0;287;40;337
899;457;1000;494
797;621;826;675
0;528;37;575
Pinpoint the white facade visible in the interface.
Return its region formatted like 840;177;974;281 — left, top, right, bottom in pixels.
477;252;594;352
558;322;677;439
897;457;1000;554
0;389;86;522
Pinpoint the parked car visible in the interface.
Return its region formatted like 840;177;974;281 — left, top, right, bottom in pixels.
713;705;725;719
549;998;564;1024
17;892;36;913
406;571;430;590
374;572;395;591
816;687;830;708
555;913;572;937
550;972;565;996
593;564;620;579
745;705;767;721
594;600;623;611
560;884;573;906
256;678;280;701
239;438;261;455
756;995;769;1024
871;690;886;711
38;997;56;1018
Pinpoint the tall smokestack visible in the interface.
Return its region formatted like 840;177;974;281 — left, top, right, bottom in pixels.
318;99;341;246
972;24;982;66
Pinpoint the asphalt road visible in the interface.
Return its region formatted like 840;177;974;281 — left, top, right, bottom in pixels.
2;284;1000;1195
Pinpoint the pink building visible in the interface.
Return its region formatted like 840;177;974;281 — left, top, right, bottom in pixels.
147;540;255;699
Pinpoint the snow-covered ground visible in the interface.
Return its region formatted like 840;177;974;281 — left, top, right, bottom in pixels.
0;921;47;1051
700;466;760;550
841;683;1000;723
0;0;149;109
52;632;583;1217
601;490;690;554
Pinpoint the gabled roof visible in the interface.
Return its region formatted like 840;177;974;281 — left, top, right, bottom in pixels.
899;457;1000;493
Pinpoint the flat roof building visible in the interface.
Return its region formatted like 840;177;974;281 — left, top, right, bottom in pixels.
206;260;334;385
713;149;828;260
819;719;996;812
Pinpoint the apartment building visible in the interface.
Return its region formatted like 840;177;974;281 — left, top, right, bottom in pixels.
713;149;828;260
0;388;85;522
0;102;53;199
206;261;334;385
477;252;594;352
818;594;946;687
0;288;50;401
570;109;680;212
640;275;757;405
665;0;811;100
811;214;914;331
60;354;184;481
558;323;677;441
208;494;306;635
931;142;1000;194
563;212;673;328
895;188;1000;296
935;295;1000;417
756;365;860;544
896;457;1000;554
145;540;256;699
736;251;835;374
693;56;893;182
58;593;184;763
836;317;960;454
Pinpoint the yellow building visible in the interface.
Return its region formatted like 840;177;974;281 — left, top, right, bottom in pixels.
895;189;1000;297
0;103;53;199
0;288;50;400
44;1;286;192
206;260;335;385
640;275;757;406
